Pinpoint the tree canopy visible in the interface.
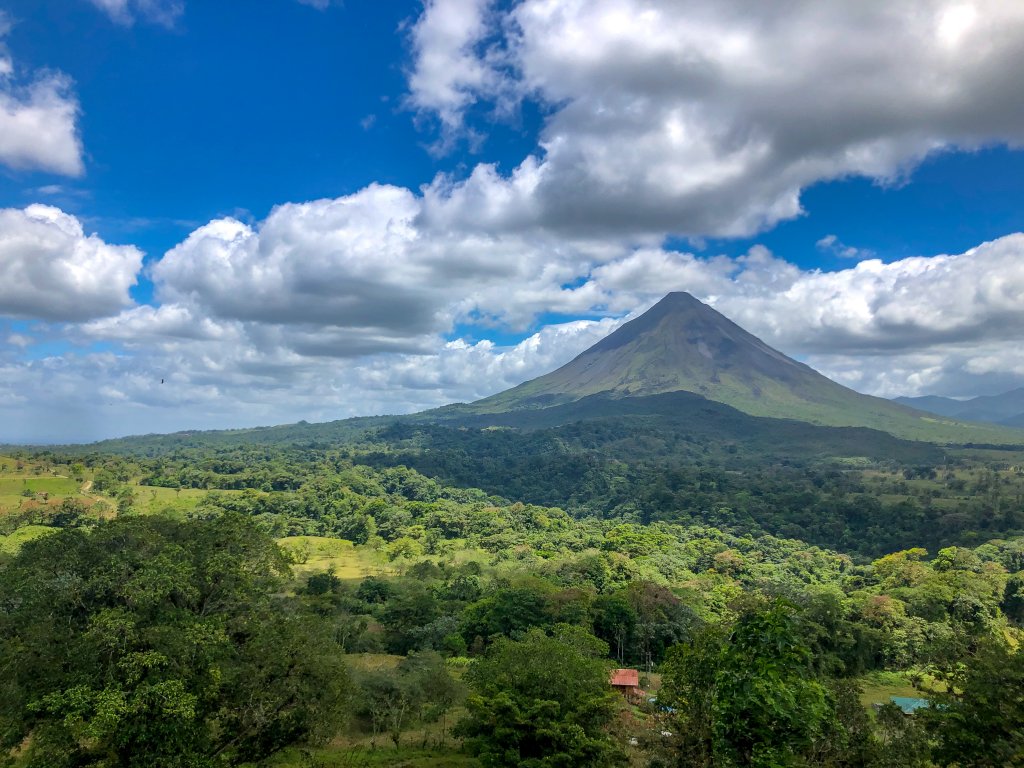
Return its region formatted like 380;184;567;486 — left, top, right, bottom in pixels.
0;513;349;767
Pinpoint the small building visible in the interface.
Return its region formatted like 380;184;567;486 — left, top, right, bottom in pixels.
610;669;646;703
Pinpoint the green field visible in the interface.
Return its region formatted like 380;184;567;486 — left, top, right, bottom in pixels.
0;524;58;554
279;536;394;580
0;456;91;524
0;476;85;512
130;485;227;516
0;477;81;495
857;672;946;709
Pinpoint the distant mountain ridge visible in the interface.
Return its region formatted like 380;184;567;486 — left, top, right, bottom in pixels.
453;292;1021;444
894;388;1024;427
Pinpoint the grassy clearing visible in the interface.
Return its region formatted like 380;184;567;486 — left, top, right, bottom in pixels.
0;477;81;495
280;536;394;581
857;671;945;709
0;456;95;520
131;485;220;517
0;478;86;515
0;525;58;554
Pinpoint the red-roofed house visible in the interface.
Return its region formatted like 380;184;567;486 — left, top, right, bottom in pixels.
609;669;645;703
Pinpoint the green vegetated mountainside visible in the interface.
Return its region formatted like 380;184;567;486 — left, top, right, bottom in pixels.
2;452;1023;767
454;292;1022;445
46;414;394;457
433;390;943;464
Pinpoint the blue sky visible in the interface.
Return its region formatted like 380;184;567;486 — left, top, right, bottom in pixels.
3;0;1024;441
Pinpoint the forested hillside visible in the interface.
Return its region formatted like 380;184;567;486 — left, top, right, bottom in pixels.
1;445;1022;766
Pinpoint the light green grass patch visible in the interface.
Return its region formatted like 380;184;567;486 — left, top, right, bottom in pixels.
0;477;81;496
279;536;393;580
857;671;946;709
0;525;59;554
0;477;85;514
132;485;222;516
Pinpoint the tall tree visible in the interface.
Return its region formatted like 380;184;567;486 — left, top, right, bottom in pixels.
458;628;624;767
924;640;1024;767
0;513;349;767
713;602;832;767
660;602;834;768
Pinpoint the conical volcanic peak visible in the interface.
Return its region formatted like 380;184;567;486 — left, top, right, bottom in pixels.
477;292;821;407
467;293;1023;444
584;291;810;384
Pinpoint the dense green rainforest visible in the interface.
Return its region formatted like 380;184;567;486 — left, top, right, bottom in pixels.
2;419;1023;766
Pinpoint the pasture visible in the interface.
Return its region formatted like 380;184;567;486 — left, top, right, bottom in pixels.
279;536;393;580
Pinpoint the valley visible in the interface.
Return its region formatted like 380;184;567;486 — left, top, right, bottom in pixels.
3;295;1024;767
7;2;1024;765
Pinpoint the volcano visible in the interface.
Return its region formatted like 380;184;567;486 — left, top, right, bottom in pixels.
460;292;1019;444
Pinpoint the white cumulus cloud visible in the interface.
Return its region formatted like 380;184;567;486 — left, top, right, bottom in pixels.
409;0;1024;238
406;0;504;139
0;205;142;321
0;16;83;176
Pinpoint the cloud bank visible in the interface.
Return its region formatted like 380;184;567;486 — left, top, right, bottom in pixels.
411;0;1024;238
6;192;1024;440
7;0;1024;440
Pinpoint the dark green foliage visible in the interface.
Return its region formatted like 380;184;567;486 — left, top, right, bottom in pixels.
872;704;931;768
35;389;1024;559
460;584;554;642
353;653;461;749
380;581;442;654
813;680;884;768
356;575;395;604
658;629;723;767
306;568;342;595
660;603;836;768
592;594;636;663
458;628;624;767
924;640;1024;766
357;419;1020;557
0;513;349;767
1004;572;1024;623
5;441;1024;766
713;603;833;767
50;496;87;527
